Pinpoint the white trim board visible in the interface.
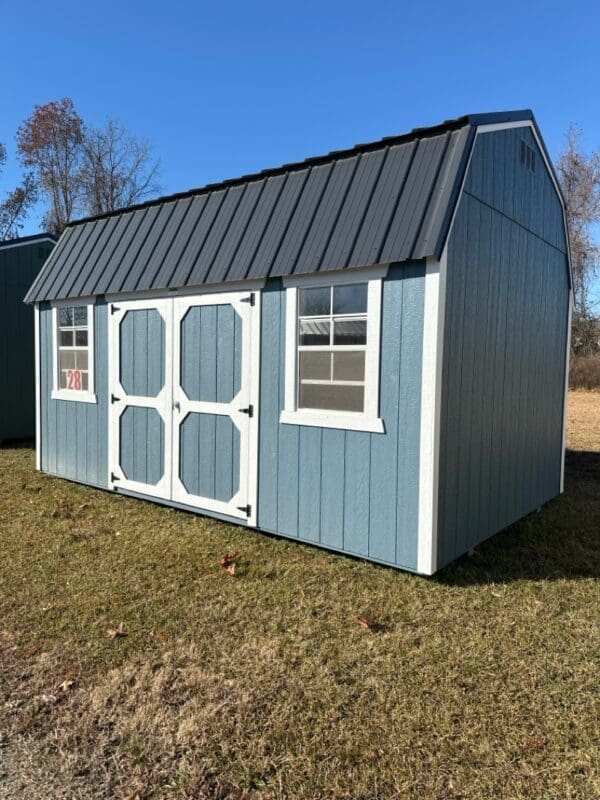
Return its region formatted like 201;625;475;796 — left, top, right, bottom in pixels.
34;303;41;471
0;236;56;252
416;254;446;575
560;292;573;493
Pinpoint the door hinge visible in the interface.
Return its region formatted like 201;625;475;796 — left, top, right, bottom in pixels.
110;472;120;483
237;504;252;518
110;304;120;315
238;404;254;418
240;292;255;306
111;393;121;404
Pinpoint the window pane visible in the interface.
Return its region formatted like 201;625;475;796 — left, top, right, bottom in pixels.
299;318;330;346
81;372;88;391
59;351;75;371
75;329;88;346
60;330;74;347
299;351;331;381
333;283;367;314
298;287;330;316
333;351;365;381
59;370;68;389
299;383;364;412
75;349;88;371
73;306;88;325
59;308;74;326
333;318;367;345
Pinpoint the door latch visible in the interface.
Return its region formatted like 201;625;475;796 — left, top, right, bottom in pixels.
238;404;254;418
173;400;181;411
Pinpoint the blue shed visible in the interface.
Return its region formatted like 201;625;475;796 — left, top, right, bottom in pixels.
0;233;55;443
25;110;571;574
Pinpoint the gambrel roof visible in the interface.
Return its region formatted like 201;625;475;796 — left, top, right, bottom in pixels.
26;110;542;303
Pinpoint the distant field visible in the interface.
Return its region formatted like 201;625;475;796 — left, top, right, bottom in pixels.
0;392;598;799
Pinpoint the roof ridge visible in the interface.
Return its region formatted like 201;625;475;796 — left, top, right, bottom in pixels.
64;110;533;229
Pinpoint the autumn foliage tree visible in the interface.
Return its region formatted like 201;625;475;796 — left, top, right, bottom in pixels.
0;141;37;240
17;98;84;236
16;98;160;236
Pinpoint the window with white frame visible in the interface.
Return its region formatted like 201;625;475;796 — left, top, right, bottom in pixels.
281;270;385;433
297;283;368;412
52;303;95;400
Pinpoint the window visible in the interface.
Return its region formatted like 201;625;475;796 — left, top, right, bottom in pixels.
51;303;96;402
297;283;367;413
520;139;536;173
280;269;385;433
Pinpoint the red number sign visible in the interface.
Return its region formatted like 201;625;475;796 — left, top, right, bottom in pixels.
67;369;82;390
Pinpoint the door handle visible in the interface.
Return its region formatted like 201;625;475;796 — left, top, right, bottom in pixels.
173;400;181;411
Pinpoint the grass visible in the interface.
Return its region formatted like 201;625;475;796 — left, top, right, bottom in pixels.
0;391;598;800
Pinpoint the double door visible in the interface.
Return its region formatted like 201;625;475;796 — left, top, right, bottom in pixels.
108;291;259;525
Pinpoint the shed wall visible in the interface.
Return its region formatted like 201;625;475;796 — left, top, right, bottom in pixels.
0;242;53;442
437;128;570;569
258;263;425;570
39;301;109;486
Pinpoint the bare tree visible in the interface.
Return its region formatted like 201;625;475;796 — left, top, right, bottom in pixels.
81;119;161;216
16;98;85;236
0;142;38;240
556;125;600;354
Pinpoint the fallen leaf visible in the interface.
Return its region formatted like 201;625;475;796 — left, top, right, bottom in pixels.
39;693;57;705
78;502;90;511
59;679;75;692
219;552;238;568
106;622;127;640
356;614;376;630
224;562;236;576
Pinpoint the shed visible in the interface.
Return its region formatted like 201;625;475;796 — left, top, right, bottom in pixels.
0;233;55;443
25;110;571;574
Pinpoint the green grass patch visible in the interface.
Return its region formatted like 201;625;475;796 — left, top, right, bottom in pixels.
0;394;598;799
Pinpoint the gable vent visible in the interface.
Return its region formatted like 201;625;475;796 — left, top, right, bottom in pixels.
520;139;536;173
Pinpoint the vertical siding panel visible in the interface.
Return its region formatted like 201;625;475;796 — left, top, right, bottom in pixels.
396;263;424;569
214;416;234;501
343;433;371;556
319;429;345;549
368;271;402;563
199;306;217;401
297;427;322;541
257;285;281;530
277;425;300;536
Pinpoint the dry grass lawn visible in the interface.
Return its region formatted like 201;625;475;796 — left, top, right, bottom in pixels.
0;391;598;799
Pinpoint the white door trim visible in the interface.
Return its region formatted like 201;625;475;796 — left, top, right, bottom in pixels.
108;297;174;500
170;290;260;525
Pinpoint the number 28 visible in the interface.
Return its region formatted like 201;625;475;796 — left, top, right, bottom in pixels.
67;369;82;390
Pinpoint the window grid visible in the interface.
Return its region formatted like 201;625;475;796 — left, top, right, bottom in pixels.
57;307;90;392
296;284;367;413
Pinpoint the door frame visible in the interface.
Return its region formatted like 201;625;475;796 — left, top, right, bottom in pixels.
171;290;261;525
107;289;261;527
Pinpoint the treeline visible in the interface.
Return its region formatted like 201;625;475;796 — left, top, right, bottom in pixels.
0;98;160;239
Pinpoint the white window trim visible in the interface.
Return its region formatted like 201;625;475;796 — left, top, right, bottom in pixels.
51;299;97;403
280;267;386;433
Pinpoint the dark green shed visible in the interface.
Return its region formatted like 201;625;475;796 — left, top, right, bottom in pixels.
0;234;56;443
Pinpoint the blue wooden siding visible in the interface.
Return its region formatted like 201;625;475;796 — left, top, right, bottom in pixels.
438;127;569;569
39;301;109;487
120;406;165;485
120;309;165;396
180;304;241;403
0;242;53;442
258;264;425;571
180;413;240;501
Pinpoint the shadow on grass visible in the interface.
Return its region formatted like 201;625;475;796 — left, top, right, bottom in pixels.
436;450;600;586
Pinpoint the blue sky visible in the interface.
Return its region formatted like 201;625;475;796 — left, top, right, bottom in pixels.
2;0;600;297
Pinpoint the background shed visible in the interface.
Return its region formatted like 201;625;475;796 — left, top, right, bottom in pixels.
24;111;571;574
0;234;55;443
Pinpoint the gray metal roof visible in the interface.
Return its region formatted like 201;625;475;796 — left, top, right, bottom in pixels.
25;110;534;303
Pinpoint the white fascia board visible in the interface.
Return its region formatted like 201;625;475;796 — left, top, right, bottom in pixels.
0;236;56;252
34;304;41;470
560;293;573;493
